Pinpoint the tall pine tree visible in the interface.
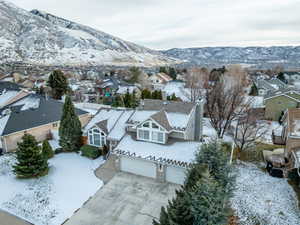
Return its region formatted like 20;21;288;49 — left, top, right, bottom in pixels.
59;95;82;152
47;70;69;100
13;134;48;178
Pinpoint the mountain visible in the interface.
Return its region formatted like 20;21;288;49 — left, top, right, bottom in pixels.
162;46;300;69
0;1;177;67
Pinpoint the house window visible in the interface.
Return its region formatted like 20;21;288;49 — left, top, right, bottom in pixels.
137;120;166;144
138;130;150;140
88;128;106;147
152;131;164;143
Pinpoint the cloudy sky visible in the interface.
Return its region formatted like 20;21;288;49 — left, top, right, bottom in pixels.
9;0;300;50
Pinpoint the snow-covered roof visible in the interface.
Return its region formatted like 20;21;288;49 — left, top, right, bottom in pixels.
116;135;201;163
0;90;18;107
163;81;190;102
108;110;134;140
0;115;10;136
84;108;124;133
11;95;40;111
244;96;264;108
116;86;138;95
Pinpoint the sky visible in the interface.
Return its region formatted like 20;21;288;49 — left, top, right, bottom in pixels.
8;0;300;50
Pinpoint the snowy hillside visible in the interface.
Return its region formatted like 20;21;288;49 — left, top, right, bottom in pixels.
0;1;177;67
162;46;300;69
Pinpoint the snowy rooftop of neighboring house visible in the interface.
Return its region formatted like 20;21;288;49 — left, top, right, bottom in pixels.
0;115;9;136
163;81;190;102
116;85;138;95
116;134;201;163
149;73;172;83
0;90;19;107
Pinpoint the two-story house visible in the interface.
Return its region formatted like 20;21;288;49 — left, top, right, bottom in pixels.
83;99;204;184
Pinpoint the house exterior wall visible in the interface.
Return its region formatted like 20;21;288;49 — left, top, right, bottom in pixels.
265;96;298;121
2;114;91;152
185;107;196;140
169;131;184;139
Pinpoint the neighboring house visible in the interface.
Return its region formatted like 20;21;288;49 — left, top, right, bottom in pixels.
270;108;300;174
149;73;172;90
163;81;190;102
96;77;129;97
264;88;300;121
116;85;141;97
83;99;204;184
0;91;91;152
254;77;287;96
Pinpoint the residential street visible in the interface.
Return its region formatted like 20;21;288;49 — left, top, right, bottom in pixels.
0;210;32;225
65;172;180;225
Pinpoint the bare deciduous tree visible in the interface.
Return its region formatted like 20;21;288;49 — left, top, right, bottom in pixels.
205;80;245;138
233;106;268;153
184;67;208;102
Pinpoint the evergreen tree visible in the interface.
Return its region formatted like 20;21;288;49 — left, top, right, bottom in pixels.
131;90;138;108
59;95;82;152
13;134;48;178
42;140;54;159
190;170;228;225
194;141;234;193
123;90;132;108
152;90;158;99
153;189;193;225
157;90;163;100
159;67;168;74
184;164;207;190
129;67;141;84
47;70;69;99
171;93;177;101
249;83;258;96
169;67;177;80
277;72;287;84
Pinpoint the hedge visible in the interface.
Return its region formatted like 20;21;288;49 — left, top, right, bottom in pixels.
81;145;101;159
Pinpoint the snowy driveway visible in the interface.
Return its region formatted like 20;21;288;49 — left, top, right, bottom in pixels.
65;172;180;225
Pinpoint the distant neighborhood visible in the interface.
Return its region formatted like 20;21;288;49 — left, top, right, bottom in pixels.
0;64;300;225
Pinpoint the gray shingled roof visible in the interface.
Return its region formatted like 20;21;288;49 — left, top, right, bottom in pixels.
150;110;172;131
140;99;195;115
0;81;22;92
96;119;108;134
264;87;300;100
1;96;88;136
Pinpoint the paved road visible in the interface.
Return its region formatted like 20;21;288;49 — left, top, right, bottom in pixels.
65;172;180;225
0;210;32;225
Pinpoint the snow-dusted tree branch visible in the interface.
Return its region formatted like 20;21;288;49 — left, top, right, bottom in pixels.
205;80;245;138
233;107;268;152
184;68;208;102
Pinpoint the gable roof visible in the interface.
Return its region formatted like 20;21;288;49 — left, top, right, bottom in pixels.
1;95;88;136
150;110;172;131
264;88;300;102
96;119;108;135
140;99;195;115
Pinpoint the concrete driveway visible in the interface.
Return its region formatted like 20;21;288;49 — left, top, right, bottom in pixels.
65;172;180;225
0;210;32;225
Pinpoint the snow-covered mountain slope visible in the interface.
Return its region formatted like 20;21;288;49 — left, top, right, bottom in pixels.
162;46;300;69
0;1;177;67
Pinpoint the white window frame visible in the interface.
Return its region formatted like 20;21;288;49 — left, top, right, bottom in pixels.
137;120;166;144
88;127;106;147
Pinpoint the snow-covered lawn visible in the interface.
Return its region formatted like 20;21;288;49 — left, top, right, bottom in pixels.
231;162;300;225
0;153;104;225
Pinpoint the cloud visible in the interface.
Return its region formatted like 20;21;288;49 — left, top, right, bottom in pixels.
8;0;300;49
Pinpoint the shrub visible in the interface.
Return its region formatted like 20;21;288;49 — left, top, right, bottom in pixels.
42;140;54;159
81;145;101;159
54;148;64;154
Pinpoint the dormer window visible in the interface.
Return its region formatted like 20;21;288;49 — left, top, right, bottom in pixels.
137;120;166;144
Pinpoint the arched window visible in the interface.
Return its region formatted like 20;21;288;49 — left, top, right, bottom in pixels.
137;120;166;144
88;128;106;147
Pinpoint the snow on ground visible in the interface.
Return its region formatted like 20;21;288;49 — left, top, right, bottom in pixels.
231;162;300;225
116;135;201;163
259;121;280;144
202;118;217;137
0;153;104;225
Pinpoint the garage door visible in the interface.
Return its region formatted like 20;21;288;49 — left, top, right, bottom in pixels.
120;157;156;179
166;166;187;185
